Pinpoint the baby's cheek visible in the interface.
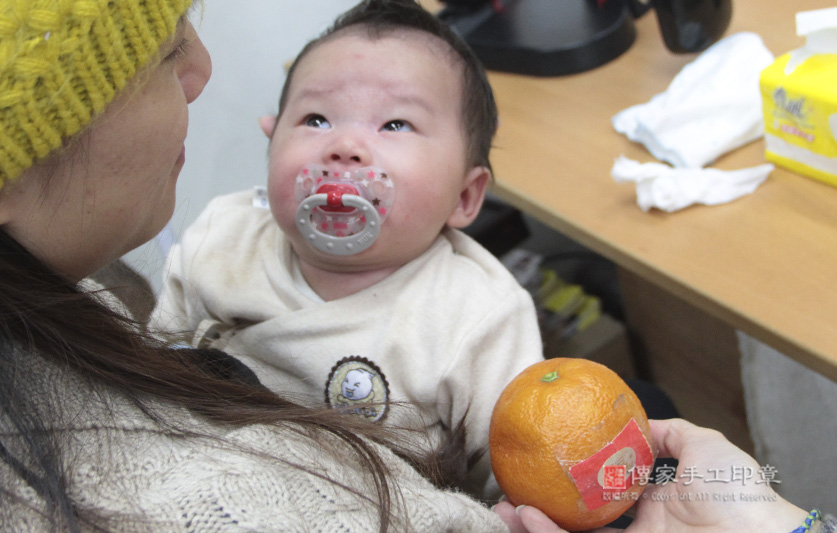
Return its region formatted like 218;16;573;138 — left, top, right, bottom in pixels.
268;188;299;232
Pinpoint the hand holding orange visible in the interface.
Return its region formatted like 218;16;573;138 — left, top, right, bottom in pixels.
489;358;657;531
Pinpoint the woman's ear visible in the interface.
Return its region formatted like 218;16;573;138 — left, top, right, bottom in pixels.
258;115;277;138
447;166;491;229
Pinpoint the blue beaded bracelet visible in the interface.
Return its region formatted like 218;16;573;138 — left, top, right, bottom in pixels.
790;509;822;533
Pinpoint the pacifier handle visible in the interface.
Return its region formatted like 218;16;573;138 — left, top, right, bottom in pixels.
296;193;382;255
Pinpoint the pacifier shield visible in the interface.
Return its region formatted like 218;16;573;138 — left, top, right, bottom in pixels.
294;166;395;255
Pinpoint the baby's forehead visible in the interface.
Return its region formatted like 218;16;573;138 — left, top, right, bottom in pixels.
316;26;461;70
282;25;470;126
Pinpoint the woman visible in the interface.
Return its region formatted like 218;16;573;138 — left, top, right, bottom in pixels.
0;0;830;531
0;1;502;530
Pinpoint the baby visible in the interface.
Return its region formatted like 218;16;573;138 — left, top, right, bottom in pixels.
154;0;544;500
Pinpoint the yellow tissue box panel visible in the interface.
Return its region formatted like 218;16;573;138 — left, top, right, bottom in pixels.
760;52;837;188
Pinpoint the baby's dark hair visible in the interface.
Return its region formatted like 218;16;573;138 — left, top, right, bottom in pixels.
277;0;498;172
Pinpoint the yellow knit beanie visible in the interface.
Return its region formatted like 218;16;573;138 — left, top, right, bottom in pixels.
0;0;193;190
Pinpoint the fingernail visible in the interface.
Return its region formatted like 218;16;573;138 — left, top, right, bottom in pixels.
515;504;526;516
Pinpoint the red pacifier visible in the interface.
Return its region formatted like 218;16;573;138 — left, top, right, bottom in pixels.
294;165;395;255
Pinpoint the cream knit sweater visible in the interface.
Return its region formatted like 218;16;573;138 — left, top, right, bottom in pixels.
1;277;508;532
0;348;509;532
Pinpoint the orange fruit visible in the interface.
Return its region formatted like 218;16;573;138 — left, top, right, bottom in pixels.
489;358;657;532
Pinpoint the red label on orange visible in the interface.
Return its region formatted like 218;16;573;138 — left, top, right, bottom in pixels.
568;418;653;511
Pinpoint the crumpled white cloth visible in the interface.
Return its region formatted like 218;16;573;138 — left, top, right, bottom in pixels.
611;156;773;212
612;32;776;212
613;32;775;169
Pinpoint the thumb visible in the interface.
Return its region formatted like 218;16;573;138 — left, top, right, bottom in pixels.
515;505;569;533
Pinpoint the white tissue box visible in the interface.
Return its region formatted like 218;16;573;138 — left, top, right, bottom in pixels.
760;9;837;188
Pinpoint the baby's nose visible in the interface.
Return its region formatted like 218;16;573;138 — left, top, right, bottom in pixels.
331;152;361;163
327;132;371;165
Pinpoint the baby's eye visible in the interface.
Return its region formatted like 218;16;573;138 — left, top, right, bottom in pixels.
305;114;330;128
381;120;413;132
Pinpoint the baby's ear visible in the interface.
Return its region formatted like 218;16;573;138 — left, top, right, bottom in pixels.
447;166;491;229
258;115;277;138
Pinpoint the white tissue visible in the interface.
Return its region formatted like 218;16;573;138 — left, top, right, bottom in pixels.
785;7;837;75
797;6;837;36
611;156;773;212
612;32;774;169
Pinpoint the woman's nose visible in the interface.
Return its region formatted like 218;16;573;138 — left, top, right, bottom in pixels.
179;28;212;104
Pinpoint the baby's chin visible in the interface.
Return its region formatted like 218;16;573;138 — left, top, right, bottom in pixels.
290;238;394;272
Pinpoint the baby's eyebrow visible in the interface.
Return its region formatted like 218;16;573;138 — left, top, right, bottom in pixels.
296;86;434;114
391;93;434;114
374;83;435;113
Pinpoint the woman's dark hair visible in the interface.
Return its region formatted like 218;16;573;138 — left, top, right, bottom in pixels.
277;0;499;172
0;225;469;532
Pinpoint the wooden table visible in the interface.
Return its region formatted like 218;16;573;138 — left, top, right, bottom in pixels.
433;0;837;383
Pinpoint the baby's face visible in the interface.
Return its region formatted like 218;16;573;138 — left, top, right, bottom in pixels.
267;31;479;272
